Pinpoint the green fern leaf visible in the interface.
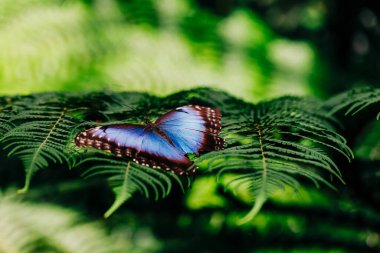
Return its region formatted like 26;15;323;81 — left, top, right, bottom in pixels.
0;95;38;136
1;104;79;193
325;87;380;119
78;152;186;217
197;96;352;224
0;117;12;137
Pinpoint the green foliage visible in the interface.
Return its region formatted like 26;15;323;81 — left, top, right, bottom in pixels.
0;0;317;100
197;96;352;223
0;1;379;252
324;87;380;160
0;94;85;193
0;190;130;253
325;87;380;119
79;155;186;218
0;88;356;223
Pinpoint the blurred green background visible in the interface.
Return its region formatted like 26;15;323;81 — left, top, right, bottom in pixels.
4;0;378;100
1;0;380;252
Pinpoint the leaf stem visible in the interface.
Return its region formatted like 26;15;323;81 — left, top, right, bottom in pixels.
104;162;132;218
18;108;67;194
238;125;267;224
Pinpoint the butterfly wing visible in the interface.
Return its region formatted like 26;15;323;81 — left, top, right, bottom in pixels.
75;124;193;174
76;124;145;156
155;105;224;155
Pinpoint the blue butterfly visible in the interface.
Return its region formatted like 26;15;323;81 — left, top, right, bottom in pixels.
75;105;224;175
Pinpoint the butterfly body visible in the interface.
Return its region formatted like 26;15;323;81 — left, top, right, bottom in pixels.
75;105;224;175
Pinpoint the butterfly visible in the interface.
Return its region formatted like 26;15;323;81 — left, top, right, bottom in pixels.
75;105;224;175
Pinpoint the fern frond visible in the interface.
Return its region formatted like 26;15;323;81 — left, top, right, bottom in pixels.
325;87;380;118
1;104;80;193
0;95;39;136
0;118;12;137
77;152;186;217
0;89;353;222
197;96;351;224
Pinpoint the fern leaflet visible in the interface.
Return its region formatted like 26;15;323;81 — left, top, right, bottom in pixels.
197;96;352;223
78;152;186;217
1;104;79;193
326;87;380;119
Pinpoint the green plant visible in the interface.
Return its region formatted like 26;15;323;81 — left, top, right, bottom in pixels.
2;87;379;224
